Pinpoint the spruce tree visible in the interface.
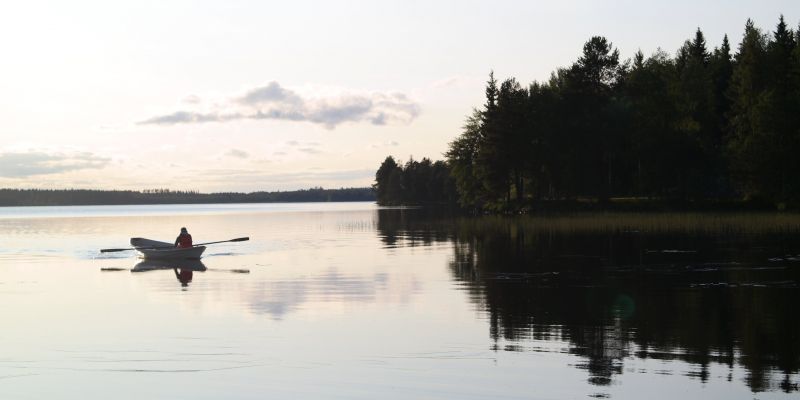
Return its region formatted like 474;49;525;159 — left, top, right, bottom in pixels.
374;156;402;205
476;72;512;207
690;28;710;65
764;15;800;202
727;19;770;200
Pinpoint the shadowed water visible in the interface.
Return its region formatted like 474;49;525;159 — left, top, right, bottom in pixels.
0;203;798;399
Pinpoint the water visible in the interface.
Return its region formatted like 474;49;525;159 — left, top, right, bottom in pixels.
0;203;798;399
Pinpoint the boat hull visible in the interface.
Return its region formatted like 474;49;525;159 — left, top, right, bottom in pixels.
130;237;206;260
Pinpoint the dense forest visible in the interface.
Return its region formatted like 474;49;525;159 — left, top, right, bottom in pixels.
374;156;457;206
375;17;800;210
0;187;374;206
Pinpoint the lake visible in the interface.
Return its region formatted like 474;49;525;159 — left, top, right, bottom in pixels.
0;202;798;399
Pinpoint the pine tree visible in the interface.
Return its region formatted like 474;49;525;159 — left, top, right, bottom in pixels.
476;72;512;207
727;19;771;200
675;28;717;197
374;156;402;205
496;78;529;203
633;50;645;70
566;36;625;200
764;15;800;202
624;49;683;197
690;28;710;65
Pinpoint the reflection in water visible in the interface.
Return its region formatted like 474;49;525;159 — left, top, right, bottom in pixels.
129;257;418;320
132;259;208;288
377;209;800;393
244;268;413;320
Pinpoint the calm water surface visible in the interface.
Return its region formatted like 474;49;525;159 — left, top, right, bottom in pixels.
0;202;798;399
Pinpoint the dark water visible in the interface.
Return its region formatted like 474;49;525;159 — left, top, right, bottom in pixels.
378;208;800;396
0;203;798;399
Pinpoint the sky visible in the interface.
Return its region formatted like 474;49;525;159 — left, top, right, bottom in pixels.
0;0;798;192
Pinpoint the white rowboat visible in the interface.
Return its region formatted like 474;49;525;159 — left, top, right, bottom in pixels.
130;237;206;260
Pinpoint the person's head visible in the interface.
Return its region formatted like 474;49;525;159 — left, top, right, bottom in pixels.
181;227;188;233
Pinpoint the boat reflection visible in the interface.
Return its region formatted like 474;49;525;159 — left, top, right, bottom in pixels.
131;259;208;288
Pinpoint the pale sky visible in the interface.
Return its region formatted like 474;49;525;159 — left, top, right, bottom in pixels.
0;0;797;192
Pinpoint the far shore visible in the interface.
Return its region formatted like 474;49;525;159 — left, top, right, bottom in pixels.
0;187;375;207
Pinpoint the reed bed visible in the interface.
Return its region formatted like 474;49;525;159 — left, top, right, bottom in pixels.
457;212;800;235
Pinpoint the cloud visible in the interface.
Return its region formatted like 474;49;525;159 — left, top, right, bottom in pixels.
139;111;240;125
370;141;400;149
139;81;420;129
0;151;110;178
193;168;375;186
183;94;202;104
297;147;321;155
245;268;392;320
238;81;302;105
225;149;249;159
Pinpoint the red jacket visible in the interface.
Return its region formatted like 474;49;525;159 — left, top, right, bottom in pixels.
175;233;193;248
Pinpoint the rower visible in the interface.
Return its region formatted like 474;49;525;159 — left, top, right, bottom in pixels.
174;227;193;248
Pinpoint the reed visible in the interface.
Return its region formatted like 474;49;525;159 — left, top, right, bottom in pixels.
457;212;800;235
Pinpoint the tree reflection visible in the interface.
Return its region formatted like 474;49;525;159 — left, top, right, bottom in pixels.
377;209;800;392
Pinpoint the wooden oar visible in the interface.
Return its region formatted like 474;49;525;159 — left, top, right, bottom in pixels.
100;237;249;253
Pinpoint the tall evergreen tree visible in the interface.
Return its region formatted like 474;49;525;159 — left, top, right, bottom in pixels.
446;110;485;209
565;36;626;200
710;35;734;136
374;156;402;205
496;78;529;203
525;81;560;200
690;28;710;65
727;19;771;200
763;15;799;201
624;49;683;197
475;72;513;207
675;28;718;197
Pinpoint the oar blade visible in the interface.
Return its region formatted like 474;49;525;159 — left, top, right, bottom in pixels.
230;237;249;242
100;248;131;253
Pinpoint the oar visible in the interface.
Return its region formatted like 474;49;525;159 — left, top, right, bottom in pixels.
194;237;249;247
100;237;249;253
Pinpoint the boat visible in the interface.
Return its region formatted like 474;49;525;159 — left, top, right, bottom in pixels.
130;237;206;260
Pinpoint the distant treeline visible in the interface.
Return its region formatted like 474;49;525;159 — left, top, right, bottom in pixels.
374;157;457;206
0;187;375;206
376;16;800;210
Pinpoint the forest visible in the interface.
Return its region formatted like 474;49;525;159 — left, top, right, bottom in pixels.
0;187;374;206
374;17;800;211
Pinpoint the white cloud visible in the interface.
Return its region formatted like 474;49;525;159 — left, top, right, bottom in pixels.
183;94;202;104
0;151;110;178
238;81;303;105
297;147;321;155
190;168;375;186
139;81;421;129
225;148;249;159
370;141;400;149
